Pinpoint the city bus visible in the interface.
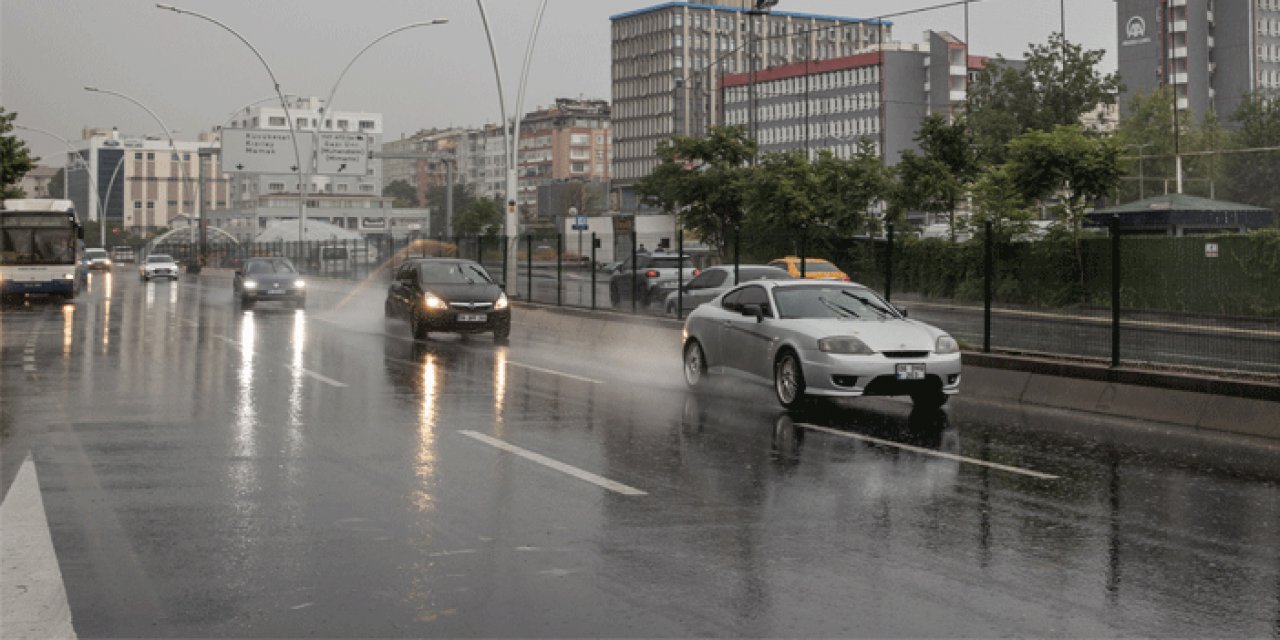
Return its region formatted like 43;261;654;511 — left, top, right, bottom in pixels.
1;199;84;303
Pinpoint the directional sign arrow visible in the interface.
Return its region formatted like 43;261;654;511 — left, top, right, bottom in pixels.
337;163;347;172
290;165;298;172
235;163;244;170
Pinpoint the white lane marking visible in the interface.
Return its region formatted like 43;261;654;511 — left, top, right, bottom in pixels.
0;456;78;639
215;335;348;388
427;549;479;558
795;423;1060;480
22;355;35;363
506;361;603;385
23;365;36;372
905;299;1280;339
458;430;646;496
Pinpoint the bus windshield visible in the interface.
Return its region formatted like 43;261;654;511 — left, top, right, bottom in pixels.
0;228;77;265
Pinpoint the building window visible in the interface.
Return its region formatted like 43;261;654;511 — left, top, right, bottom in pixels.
337;183;348;192
571;163;587;173
268;182;285;192
360;184;374;192
337;119;349;130
359;120;375;131
146;202;155;209
268;116;286;126
133;200;142;209
146;152;155;160
134;152;142;160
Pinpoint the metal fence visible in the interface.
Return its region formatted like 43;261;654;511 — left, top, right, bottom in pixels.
164;223;1279;380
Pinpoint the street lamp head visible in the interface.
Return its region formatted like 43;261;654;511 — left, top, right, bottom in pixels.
155;3;178;12
84;85;100;92
431;18;449;25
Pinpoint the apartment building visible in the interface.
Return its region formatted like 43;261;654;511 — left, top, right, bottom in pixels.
518;97;611;219
1117;0;1280;121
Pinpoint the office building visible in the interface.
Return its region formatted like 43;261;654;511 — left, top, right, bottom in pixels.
719;31;982;163
1117;0;1280;122
610;1;891;210
68;128;228;233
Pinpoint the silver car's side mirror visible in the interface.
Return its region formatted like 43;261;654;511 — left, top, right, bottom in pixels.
895;305;908;318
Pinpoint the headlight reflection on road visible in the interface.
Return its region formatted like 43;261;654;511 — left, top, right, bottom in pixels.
234;312;257;458
145;281;155;308
103;271;112;300
62;304;74;356
414;352;440;514
287;310;306;453
493;348;508;432
100;298;111;353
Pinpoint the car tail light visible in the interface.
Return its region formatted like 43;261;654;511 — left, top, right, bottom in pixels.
645;270;659;278
842;276;851;282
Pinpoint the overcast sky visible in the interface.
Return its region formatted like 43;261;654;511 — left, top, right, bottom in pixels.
2;0;1117;165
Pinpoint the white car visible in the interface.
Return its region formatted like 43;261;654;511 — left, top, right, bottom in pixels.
681;280;961;408
140;254;179;281
84;247;111;271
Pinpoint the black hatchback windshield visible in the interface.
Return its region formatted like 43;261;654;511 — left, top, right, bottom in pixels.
418;261;493;284
246;259;296;274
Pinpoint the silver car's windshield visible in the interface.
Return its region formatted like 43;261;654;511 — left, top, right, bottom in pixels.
147;255;172;263
774;286;897;320
246;260;296;274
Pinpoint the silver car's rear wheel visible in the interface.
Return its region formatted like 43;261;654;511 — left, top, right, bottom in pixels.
774;350;806;408
683;340;707;388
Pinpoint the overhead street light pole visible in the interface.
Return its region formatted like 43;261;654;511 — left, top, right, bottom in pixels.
475;0;550;296
156;3;306;241
315;19;448;234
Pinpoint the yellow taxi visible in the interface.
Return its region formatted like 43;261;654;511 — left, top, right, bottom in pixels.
767;256;852;281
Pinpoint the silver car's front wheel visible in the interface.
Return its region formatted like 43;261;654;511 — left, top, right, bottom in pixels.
774;350;806;408
683;340;707;388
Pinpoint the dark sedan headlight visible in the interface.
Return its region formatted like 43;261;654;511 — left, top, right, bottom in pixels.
494;292;509;310
293;279;306;288
423;293;447;310
817;336;875;355
935;335;959;354
243;280;259;289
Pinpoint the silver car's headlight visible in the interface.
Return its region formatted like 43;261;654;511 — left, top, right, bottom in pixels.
817;336;875;355
243;280;258;289
935;335;959;354
494;292;509;310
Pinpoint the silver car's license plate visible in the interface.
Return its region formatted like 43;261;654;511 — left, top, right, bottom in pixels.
268;289;286;294
896;363;926;380
457;313;486;322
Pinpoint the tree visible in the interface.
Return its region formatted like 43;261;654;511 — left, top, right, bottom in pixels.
384;179;418;207
893;116;981;241
1006;125;1121;284
636;125;756;257
454;196;504;236
967;164;1033;240
813;141;891;236
968;33;1120;164
1;107;38;199
1221;94;1280;213
423;183;476;235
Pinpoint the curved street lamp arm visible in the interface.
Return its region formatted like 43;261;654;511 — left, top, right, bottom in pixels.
475;0;511;169
13;123;99;203
84;86;176;150
511;0;549;154
322;20;448;121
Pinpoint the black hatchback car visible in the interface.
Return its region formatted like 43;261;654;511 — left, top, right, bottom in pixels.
385;258;510;342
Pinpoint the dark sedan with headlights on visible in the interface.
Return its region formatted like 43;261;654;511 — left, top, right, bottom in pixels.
233;257;307;309
681;280;961;409
385;258;511;342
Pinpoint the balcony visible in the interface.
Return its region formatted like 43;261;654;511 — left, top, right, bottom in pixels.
950;65;968;76
1176;97;1189;110
1170;72;1189;84
949;90;966;102
1171;20;1188;33
1169;46;1188;59
1169;0;1186;6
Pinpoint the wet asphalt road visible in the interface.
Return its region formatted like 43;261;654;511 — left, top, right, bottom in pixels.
2;271;1279;638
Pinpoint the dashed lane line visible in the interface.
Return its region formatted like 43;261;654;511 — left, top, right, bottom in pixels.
458;430;647;496
795;422;1060;480
0;456;77;639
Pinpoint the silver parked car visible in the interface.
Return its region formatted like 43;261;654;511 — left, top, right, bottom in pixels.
662;264;793;316
681;280;961;408
139;253;179;281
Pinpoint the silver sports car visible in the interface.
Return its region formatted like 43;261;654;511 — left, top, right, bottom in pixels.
681;280;961;408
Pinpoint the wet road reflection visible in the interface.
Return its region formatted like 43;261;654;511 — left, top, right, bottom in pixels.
1;273;1277;638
